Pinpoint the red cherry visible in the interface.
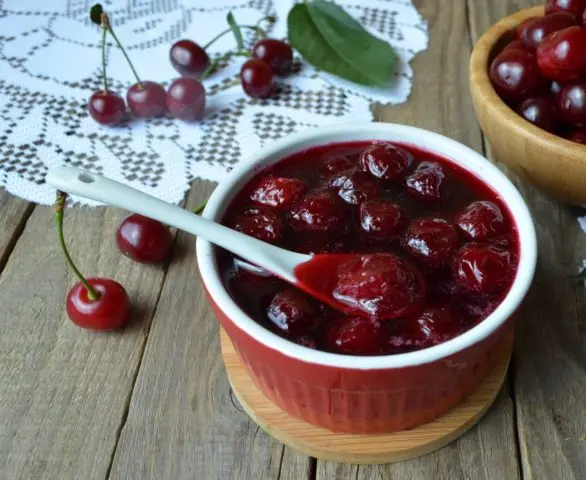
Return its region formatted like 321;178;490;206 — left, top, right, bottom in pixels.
332;253;426;320
288;189;345;232
169;40;210;77
240;59;273;99
295;335;318;349
583;9;586;25
551;80;563;98
267;289;317;335
517;95;559;132
322;153;356;174
503;40;530;54
325;316;385;355
455;201;505;241
116;214;173;264
404;161;446;202
359;199;405;240
536;26;586;82
453;243;513;294
66;278;131;330
558;82;586;126
166;77;206;121
489;50;546;101
232;207;284;244
565;127;586;143
403;218;459;267
517;13;577;51
328;170;379;205
88;91;126;125
358;142;412;184
127;81;166;118
250;176;307;211
545;0;586;18
252;39;293;75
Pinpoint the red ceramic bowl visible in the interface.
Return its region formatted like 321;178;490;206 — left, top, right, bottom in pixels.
196;123;537;434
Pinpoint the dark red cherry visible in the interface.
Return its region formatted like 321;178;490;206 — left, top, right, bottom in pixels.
88;91;126;125
565;127;586;143
66;278;131;330
551;80;563;98
404;161;446;202
503;40;530;54
328;170;378;205
166;77;206;121
325;316;385;355
359;199;405;240
232;207;284;244
116;214;173;264
169;40;210;77
322;153;355;174
250;176;307;211
332;253;426;320
453;243;513;294
489;49;546;101
517;95;559;132
517;13;577;51
558;82;586;126
127;81;166;118
359;142;412;184
295;335;318;349
267;289;317;335
252;39;293;75
455;201;505;240
240;59;273;99
536;26;586;82
545;0;586;18
288;189;345;232
583;8;586;25
403;218;459;267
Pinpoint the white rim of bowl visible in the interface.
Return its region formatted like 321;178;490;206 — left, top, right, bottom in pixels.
196;122;537;369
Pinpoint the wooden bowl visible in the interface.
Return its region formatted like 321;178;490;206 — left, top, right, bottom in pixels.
470;6;586;206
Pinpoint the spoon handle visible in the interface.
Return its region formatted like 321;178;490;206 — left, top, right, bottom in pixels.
45;167;307;281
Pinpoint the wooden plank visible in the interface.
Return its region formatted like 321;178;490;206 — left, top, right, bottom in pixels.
0;204;168;479
109;180;313;480
0;191;33;272
315;0;521;477
468;1;586;479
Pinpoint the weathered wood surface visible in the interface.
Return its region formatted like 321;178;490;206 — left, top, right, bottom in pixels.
0;192;32;272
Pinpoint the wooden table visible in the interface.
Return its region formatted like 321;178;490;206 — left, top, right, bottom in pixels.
1;1;585;478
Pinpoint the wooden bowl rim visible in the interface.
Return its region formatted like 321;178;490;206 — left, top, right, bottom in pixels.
469;5;586;156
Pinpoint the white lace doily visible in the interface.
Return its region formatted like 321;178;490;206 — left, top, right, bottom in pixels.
0;0;428;206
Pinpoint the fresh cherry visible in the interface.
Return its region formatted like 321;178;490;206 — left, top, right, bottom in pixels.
267;289;317;335
169;40;210;77
503;40;530;54
388;307;459;351
240;58;273;99
558;82;586;126
517;95;559;132
252;39;293;75
359;199;405;240
403;218;459;267
536;26;586;82
88;91;126;125
116;214;173;264
232;207;283;244
359;142;412;184
127;81;166;118
288;189;345;232
545;0;586;18
551;80;563;98
565;128;586;143
166;77;206;121
489;49;546;101
453;243;513;294
325;316;385;355
455;201;505;241
404;161;446;202
328;170;379;205
250;176;307;211
517;13;577;51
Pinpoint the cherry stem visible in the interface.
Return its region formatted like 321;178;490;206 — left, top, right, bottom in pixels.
200;50;250;80
101;12;142;86
101;21;108;91
203;25;266;51
193;201;207;215
54;192;100;301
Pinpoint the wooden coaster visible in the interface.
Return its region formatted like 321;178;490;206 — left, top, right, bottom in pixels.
220;329;512;464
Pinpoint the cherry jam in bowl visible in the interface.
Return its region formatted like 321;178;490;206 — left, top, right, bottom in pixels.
196;123;537;434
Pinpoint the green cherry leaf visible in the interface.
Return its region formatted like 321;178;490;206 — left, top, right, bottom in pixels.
287;2;396;87
227;12;245;50
90;4;104;26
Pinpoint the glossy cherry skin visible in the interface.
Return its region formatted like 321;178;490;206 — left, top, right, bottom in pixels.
359;199;405;240
558;82;586;126
358;142;412;184
503;39;530;54
250;176;307;211
322;154;355;174
169;40;210;77
232;207;283;244
166;78;206;121
517;13;577;51
565;128;586;143
66;278;131;330
536;26;586;82
252;39;293;75
288;190;345;233
325;316;385;355
404;161;446;202
295;335;317;349
455;201;505;241
545;0;586;18
116;214;173;264
489;50;546;101
240;59;273;99
517;95;559;132
127;81;166;118
403;218;459;268
453;243;513;294
267;289;317;335
88;91;126;125
328;170;379;205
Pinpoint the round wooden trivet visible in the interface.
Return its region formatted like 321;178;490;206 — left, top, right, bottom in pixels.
220;329;512;465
